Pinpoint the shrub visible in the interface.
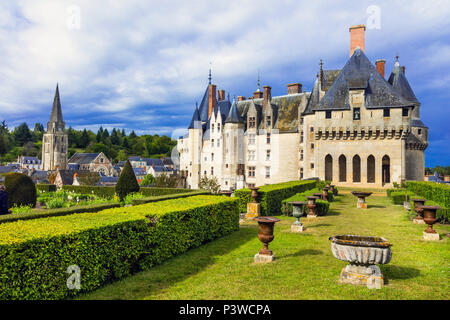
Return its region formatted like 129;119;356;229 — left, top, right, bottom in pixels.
45;198;66;209
140;174;155;187
406;181;450;209
234;180;317;216
10;205;32;215
0;195;239;299
390;190;414;205
4;173;36;208
131;190;210;205
36;184;57;193
0;203;121;224
115;160;140;200
282;188;331;216
123;192;146;206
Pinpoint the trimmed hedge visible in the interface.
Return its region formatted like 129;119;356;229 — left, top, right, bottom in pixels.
131;190;210;205
406;181;450;209
0;203;121;224
115;160;140;200
390;190;415;205
234;180;317;216
62;185;197;199
36;184;57;193
5;173;36;208
0;195;239;299
386;188;406;197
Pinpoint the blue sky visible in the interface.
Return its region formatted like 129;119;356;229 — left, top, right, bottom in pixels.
0;0;449;167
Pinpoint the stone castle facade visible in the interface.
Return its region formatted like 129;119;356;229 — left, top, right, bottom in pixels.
42;85;69;171
177;25;428;190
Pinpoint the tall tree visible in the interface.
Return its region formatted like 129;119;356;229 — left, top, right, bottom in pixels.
79;129;90;148
96;126;104;142
13;123;32;146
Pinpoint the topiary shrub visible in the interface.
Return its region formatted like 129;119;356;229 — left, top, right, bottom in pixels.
4;172;37;208
115;160;140;200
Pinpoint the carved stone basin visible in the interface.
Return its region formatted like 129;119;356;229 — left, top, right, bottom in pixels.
351;191;373;209
329;235;392;289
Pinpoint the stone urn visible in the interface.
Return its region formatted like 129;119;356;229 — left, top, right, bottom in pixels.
420;205;441;241
254;216;280;263
329;235;392;289
220;190;233;197
306;196;319;217
289;201;306;232
411;199;426;224
249;187;260;203
351;191;373;209
329;185;337;196
322;188;329;201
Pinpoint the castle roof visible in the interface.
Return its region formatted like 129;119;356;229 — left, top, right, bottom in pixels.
388;61;419;105
68;153;99;164
225;99;244;124
188;105;201;129
197;86;210;122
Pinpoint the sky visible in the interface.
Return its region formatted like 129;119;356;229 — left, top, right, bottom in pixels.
0;0;449;167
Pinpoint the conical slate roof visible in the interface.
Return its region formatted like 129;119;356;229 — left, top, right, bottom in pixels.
188;105;201;129
50;84;64;123
303;76;320;115
319;48;414;110
197;86;210;122
225;99;243;124
388;61;419;105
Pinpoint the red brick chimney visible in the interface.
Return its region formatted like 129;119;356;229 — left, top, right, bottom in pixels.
375;59;386;78
218;89;225;101
208;84;217;118
287;83;302;95
237;96;246;102
401;66;406;74
263;86;271;109
349;24;365;57
253;90;263;99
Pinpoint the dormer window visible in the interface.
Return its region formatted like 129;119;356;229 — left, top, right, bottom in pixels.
326;110;332;119
353;108;360;120
383;108;390;117
402;108;408;117
266;116;271;127
249;117;256;128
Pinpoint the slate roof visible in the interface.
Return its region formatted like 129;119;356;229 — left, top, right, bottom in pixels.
99;176;118;184
318;48;415;111
68;153;99;164
303;77;320;115
198;86;210;122
388;61;419;105
215;100;232;123
20;156;41;164
188;105;202;129
143;158;164;166
0;166;14;174
321;70;341;91
152;165;172;172
225;99;244;124
133;168;146;176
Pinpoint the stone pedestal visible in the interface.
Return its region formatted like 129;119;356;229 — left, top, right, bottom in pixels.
254;253;275;263
340;264;384;289
423;232;440;241
307;214;317;219
246;203;260;219
356;197;367;209
291;222;304;233
413;218;425;224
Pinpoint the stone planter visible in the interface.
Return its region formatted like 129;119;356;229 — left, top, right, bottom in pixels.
220;190;233;197
412;199;426;224
246;187;260;219
329;235;392;289
306;196;318;218
249;187;260;203
289;201;306;232
420;205;441;241
351;191;373;209
254;216;280;263
322;188;329;201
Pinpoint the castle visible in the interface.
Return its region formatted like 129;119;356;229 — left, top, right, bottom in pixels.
177;25;428;190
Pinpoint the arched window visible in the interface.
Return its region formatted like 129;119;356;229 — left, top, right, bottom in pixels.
339;155;346;182
352;155;361;183
325;154;333;181
367;155;375;183
382;155;390;185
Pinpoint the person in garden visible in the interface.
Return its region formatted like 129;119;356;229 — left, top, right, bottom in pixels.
0;185;10;215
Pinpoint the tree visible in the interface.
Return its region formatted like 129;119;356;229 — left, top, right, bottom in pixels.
110;128;120;145
13;123;32;146
79;129;90;148
96;126;104;142
199;176;220;194
4;172;37;208
121;137;130;149
0;136;6;155
115;160;139;200
22;142;39;156
140;174;155;186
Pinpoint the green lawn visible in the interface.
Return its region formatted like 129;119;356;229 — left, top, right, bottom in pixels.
78;188;449;300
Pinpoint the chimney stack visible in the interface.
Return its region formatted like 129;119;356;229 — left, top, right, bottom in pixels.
401;66;406;74
375;59;386;78
208;84;217;118
349;24;366;57
218;89;225;101
237;96;246;102
287;83;302;95
263;85;271;109
253;90;263;99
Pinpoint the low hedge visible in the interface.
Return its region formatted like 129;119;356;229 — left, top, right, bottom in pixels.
131;190;210;205
234;180;317;215
62;185;197;199
36;184;57;193
0;203;121;224
0;195;239;299
281;188;331;216
390;190;415;205
386;188;406;197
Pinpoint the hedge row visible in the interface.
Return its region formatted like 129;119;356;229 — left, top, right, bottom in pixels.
0;195;239;299
36;184;57;193
281;188;332;216
0;203;121;224
234;180;317;216
406;181;450;209
61;185;197;199
390;190;415;205
408;199;449;223
131;190;210;205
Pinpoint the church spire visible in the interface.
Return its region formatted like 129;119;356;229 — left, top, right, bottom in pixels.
50;83;63;123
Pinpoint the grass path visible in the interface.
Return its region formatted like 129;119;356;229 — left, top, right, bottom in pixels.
79;188;449;300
